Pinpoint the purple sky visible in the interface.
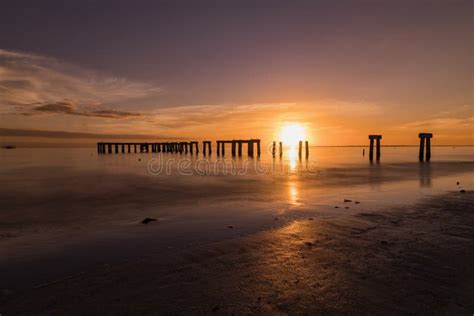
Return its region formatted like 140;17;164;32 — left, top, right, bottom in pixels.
0;0;472;144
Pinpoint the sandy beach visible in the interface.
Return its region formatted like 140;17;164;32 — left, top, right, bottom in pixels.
2;191;472;315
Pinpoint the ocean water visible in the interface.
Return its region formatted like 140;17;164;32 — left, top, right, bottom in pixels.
1;145;473;288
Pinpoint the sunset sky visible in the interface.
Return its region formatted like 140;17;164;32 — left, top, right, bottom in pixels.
0;0;472;146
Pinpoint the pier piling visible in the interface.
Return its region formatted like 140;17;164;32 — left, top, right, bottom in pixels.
418;133;433;161
368;135;382;161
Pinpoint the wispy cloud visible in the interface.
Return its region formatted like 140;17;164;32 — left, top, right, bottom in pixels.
27;100;142;118
396;117;474;130
0;49;160;117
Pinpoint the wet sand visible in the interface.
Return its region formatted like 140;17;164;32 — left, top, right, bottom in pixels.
2;191;473;315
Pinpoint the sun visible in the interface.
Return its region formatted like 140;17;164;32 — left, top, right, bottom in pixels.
279;123;306;146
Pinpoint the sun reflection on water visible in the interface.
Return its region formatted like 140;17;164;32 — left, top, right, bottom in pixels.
288;145;298;172
288;180;300;206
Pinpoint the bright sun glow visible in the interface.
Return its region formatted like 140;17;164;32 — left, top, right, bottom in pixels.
279;123;306;146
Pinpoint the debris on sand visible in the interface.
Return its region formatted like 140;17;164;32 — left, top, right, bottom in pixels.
344;199;352;203
141;218;157;224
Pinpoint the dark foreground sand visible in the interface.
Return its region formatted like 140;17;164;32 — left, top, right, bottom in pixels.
1;192;473;315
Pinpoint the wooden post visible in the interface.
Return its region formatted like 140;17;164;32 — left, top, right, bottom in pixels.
257;140;261;157
217;141;220;156
279;142;282;157
369;138;374;161
238;141;242;156
305;141;309;159
128;144;131;153
298;141;302;159
426;137;431;161
231;141;236;157
248;141;254;157
134;144;137;153
419;137;425;162
115;144;119;154
376;138;381;161
272;141;276;157
221;142;225;156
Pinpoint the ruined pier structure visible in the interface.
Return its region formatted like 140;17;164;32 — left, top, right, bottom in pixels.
418;133;433;162
97;139;261;157
97;142;200;154
368;135;382;161
216;139;261;157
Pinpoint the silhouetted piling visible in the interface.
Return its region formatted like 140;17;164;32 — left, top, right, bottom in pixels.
368;135;382;161
279;142;282;157
272;141;276;157
418;133;433;161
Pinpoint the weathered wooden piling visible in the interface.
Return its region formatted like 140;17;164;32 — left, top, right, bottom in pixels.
248;140;254;156
298;141;302;158
203;141;212;155
279;142;282;157
368;135;382;161
305;141;309;159
215;139;259;157
272;141;276;157
231;140;237;157
419;133;433;161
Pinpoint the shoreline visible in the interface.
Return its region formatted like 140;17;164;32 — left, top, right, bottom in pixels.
2;191;473;314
